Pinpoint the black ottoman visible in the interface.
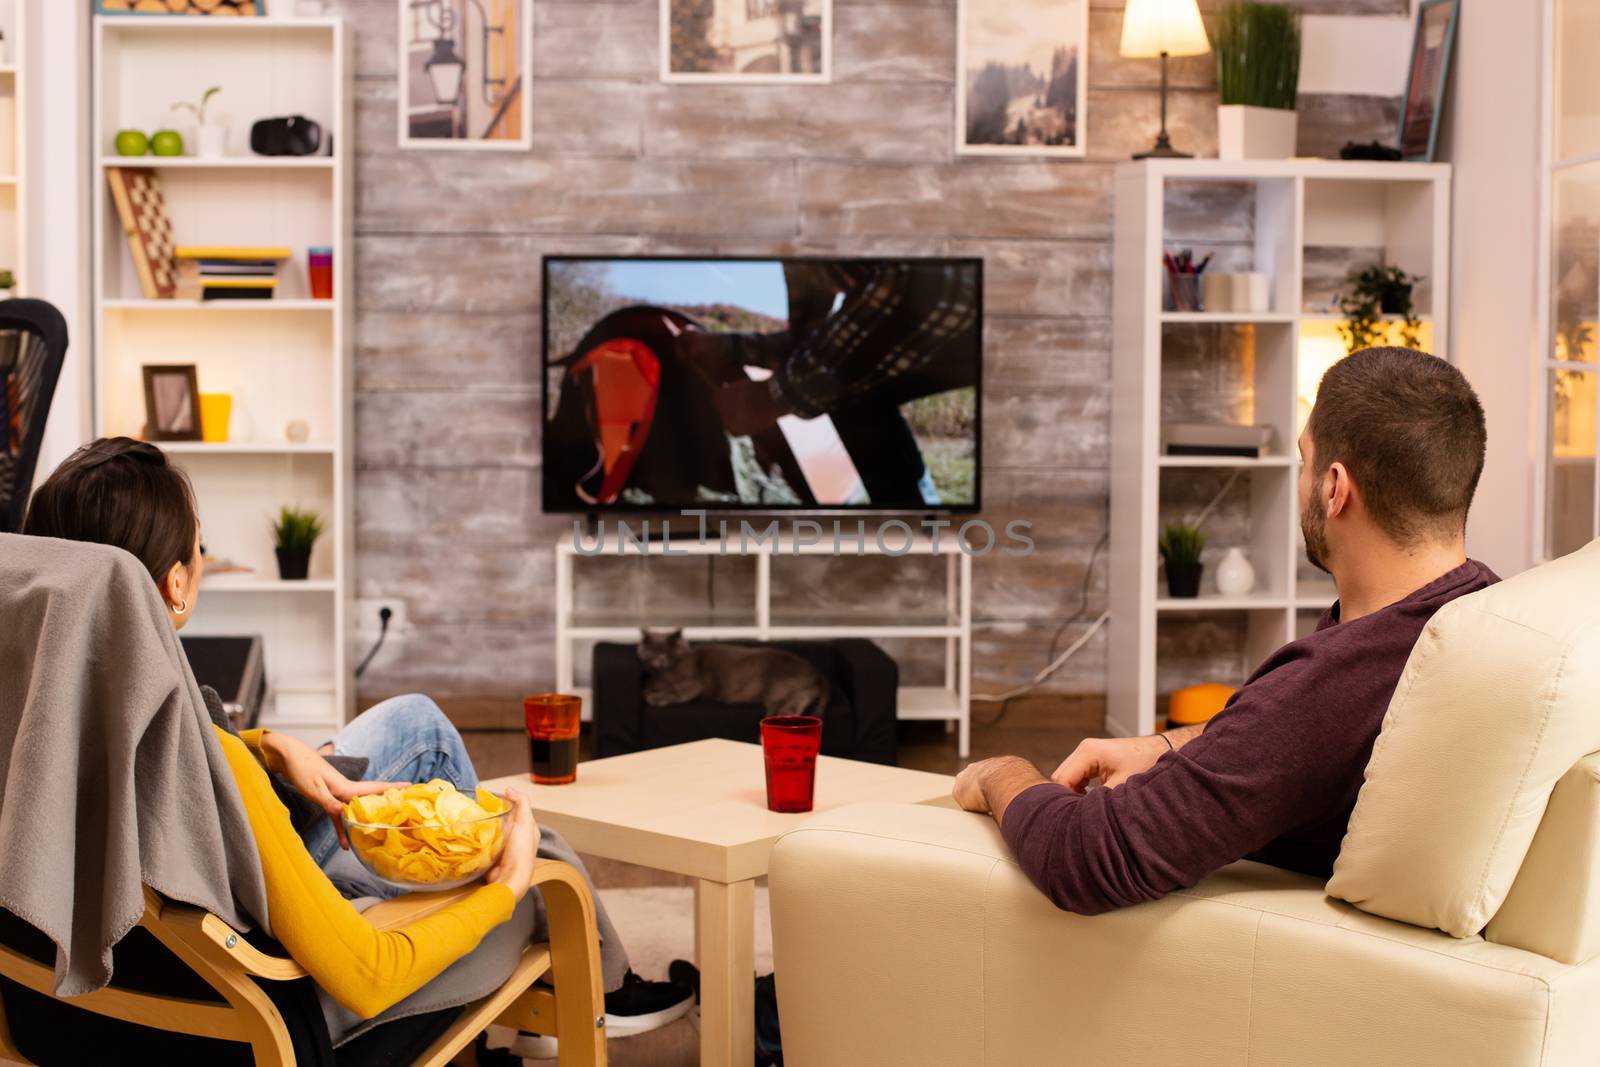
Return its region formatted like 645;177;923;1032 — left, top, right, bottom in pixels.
591;639;898;765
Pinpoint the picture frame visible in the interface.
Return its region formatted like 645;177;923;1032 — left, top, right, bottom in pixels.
142;364;203;442
956;0;1087;158
661;0;832;84
399;0;533;150
1397;0;1460;163
93;1;262;14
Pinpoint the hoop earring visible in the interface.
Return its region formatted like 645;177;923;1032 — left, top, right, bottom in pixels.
171;599;189;616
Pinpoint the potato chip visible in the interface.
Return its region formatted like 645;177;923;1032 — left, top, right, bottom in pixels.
343;780;509;886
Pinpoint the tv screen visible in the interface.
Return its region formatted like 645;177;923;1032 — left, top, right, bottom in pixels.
542;257;982;513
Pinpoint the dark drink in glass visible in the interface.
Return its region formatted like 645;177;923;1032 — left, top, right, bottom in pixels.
524;693;582;785
760;715;823;813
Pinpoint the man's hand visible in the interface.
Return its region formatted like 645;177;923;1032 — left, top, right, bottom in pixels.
259;732;407;849
953;756;1049;824
1052;734;1174;793
487;791;540;900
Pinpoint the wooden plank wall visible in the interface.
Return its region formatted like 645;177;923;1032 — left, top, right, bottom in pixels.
337;0;1404;708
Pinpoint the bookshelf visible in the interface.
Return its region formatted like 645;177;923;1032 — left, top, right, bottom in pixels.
1109;159;1452;738
0;0;22;296
92;15;353;746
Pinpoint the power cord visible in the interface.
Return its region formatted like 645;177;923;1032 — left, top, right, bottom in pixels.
975;530;1108;727
969;469;1242;728
354;607;392;679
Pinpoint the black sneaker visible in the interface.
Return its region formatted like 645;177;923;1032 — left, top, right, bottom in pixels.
668;958;701;1003
605;968;696;1038
485;969;694;1059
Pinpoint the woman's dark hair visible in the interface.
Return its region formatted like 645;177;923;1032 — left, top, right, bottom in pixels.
22;437;199;583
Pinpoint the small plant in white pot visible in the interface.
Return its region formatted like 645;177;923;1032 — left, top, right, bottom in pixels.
1215;1;1301;160
173;87;225;158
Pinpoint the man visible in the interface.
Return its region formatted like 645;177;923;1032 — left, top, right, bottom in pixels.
678;261;979;505
953;347;1497;913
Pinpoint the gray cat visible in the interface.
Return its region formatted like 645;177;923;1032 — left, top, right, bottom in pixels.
638;629;828;716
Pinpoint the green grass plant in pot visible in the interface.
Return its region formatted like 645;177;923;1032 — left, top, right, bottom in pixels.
272;506;323;581
1215;0;1301;160
1160;521;1207;598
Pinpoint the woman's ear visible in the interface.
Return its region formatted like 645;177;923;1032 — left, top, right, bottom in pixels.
159;559;186;612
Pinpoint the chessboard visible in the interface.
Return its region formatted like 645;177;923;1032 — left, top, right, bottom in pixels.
106;168;179;300
96;0;262;14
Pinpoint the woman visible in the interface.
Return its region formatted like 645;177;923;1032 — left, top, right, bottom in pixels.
22;438;690;1050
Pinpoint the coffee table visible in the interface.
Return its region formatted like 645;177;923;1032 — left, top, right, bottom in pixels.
483;738;957;1067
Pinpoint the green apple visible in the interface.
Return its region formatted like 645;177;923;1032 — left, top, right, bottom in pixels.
114;129;149;157
150;129;185;157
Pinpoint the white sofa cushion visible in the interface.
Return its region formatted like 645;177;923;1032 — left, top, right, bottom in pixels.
1327;539;1600;937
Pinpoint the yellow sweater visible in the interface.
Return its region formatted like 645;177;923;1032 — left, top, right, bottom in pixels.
215;727;516;1019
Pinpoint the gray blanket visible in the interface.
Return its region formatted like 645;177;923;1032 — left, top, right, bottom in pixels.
0;534;271;996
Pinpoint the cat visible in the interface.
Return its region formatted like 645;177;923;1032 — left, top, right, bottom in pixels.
638;629;828;716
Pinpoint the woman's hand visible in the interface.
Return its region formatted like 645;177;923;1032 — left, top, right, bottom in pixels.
259;732;407;848
487;791;539;900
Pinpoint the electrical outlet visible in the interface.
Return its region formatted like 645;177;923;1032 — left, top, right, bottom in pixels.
354;598;408;638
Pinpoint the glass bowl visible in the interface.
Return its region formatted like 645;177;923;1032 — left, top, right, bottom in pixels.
342;797;510;892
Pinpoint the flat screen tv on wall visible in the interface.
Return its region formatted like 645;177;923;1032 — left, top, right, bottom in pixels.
542;256;983;513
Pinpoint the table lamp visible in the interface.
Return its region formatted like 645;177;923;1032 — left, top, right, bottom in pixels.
1120;0;1211;159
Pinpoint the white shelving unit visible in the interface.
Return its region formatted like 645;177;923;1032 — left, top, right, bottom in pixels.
1109;158;1452;738
0;0;23;295
555;531;975;757
92;15;353;746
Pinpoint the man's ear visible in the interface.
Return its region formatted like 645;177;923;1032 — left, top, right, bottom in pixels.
1325;460;1355;519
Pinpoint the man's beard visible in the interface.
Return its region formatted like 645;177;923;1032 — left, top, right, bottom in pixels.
1302;488;1331;574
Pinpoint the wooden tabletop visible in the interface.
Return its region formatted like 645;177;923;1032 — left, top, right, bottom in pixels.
482;738;958;883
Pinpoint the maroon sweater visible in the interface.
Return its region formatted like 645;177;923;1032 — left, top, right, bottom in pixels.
1001;560;1499;915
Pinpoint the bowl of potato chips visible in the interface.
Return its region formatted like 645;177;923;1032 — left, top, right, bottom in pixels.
343;780;511;891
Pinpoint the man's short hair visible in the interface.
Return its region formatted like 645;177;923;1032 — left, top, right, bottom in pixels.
1307;346;1487;543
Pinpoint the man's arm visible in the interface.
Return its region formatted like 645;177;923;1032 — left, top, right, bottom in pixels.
950;664;1358;915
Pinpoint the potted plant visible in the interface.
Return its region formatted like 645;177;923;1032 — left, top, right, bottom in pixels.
173;87;224;158
1337;264;1424;355
1159;522;1207;599
0;271;16;300
272;505;323;581
1215;1;1301;160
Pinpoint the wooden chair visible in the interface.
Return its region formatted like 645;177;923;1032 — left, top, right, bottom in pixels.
0;860;607;1066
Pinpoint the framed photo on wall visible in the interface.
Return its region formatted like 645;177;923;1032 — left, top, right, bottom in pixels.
142;365;203;442
662;0;831;84
1398;0;1460;162
956;0;1087;158
399;0;533;150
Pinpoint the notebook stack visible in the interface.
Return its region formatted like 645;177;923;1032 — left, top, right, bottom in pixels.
174;246;292;301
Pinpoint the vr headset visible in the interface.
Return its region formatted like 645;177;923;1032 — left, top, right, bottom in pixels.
250;115;326;157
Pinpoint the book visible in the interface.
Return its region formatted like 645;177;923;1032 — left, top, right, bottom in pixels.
175;245;292;261
106;168;177;300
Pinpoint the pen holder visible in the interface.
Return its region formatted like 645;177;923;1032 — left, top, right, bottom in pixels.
1166;271;1202;313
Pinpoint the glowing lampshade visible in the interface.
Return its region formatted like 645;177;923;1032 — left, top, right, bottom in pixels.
1121;0;1211;58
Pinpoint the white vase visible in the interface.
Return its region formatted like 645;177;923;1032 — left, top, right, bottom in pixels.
1217;105;1298;161
196;124;227;158
1215;547;1256;597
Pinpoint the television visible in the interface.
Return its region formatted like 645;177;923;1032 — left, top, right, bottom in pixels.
542;256;982;513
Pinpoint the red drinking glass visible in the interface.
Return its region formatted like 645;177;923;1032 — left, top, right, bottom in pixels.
761;715;823;813
524;693;582;785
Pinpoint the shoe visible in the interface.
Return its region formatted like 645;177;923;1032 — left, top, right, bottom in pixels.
604;967;696;1037
668;958;701;1003
484;969;695;1059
